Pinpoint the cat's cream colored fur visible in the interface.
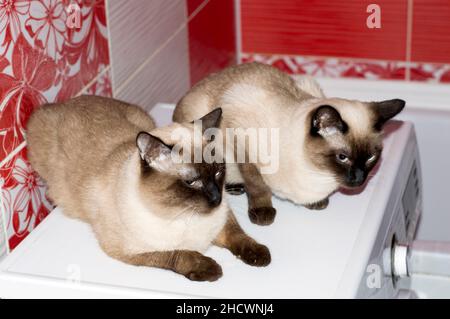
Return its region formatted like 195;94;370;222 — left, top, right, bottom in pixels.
27;95;271;281
174;62;381;206
27;96;226;256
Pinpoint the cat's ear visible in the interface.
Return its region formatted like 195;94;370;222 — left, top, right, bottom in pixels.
198;108;222;133
370;99;405;130
310;105;348;137
136;132;173;172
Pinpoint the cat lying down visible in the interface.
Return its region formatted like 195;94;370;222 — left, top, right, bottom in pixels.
26;95;270;281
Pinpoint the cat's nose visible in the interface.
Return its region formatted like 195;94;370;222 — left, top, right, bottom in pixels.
346;168;366;187
205;184;222;207
208;192;222;207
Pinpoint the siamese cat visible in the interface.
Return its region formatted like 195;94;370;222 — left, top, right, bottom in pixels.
27;95;270;281
173;62;405;226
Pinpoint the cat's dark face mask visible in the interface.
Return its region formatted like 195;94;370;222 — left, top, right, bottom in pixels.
181;108;225;208
332;145;382;188
307;99;405;189
199;163;225;207
135;108;226;213
181;162;226;208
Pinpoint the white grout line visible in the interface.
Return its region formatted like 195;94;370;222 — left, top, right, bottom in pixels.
114;0;211;96
76;65;111;96
0;141;26;169
104;0;116;97
405;0;414;81
181;0;192;85
234;0;242;64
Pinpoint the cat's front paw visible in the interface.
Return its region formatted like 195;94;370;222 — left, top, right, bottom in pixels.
248;207;276;225
238;242;271;267
185;255;223;282
304;198;329;210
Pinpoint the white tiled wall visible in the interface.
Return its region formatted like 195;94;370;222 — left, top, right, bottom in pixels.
107;0;190;110
114;28;190;112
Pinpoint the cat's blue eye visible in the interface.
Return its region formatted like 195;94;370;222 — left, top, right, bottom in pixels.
185;178;200;187
336;153;350;163
366;154;377;163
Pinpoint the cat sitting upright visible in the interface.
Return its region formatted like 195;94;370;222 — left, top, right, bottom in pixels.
173;62;405;226
27;95;270;281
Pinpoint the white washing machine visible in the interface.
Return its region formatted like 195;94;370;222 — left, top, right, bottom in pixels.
0;104;422;298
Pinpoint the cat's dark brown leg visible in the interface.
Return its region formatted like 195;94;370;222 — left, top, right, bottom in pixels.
238;163;276;225
214;213;271;266
119;250;222;282
303;197;329;210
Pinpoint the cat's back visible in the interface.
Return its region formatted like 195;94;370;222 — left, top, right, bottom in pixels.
27;95;154;183
56;95;153;152
174;62;305;123
53;95;154;139
27;95;155;221
194;62;298;95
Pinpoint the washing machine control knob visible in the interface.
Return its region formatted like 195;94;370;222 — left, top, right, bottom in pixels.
392;243;409;278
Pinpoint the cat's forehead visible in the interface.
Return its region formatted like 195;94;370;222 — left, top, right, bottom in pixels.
324;98;374;137
177;165;198;179
150;122;190;144
325;133;382;161
176;162;221;179
313;98;383;152
150;122;210;149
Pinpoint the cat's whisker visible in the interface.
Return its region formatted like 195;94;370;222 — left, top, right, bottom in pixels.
168;205;195;223
298;168;337;178
183;207;198;229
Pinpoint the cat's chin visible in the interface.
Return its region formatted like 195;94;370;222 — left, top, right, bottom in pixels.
342;183;365;189
339;181;369;195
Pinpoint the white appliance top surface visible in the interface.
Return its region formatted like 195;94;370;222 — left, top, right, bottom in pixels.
0;105;411;298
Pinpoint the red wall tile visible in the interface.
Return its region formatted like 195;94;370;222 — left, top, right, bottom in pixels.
0;1;110;158
409;63;450;83
0;0;110;250
1;147;53;250
411;0;450;64
187;0;206;15
242;53;407;80
187;0;237;85
242;0;408;61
